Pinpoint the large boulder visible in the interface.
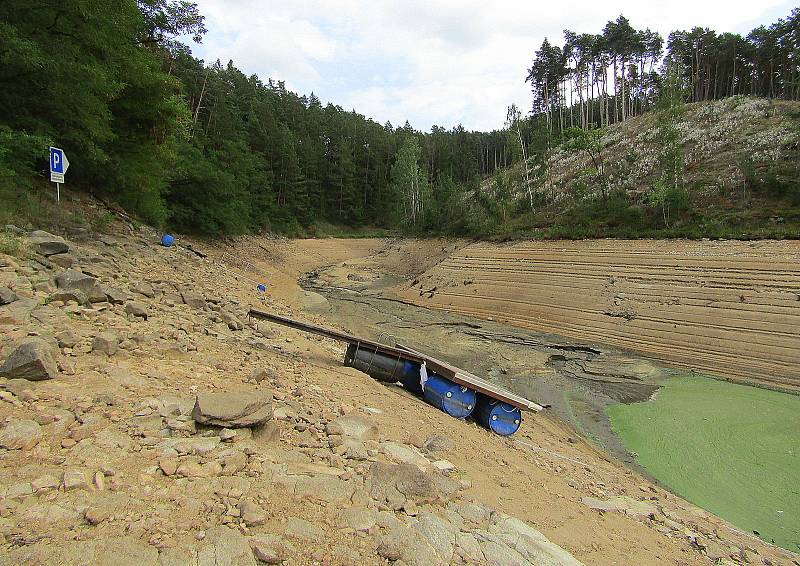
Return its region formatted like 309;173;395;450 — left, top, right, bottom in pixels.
0;337;58;380
55;269;106;302
192;391;273;428
28;230;68;256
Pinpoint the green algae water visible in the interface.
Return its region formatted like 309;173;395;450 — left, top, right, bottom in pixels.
607;375;800;552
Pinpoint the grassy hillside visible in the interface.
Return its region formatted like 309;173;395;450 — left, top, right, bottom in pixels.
480;97;800;239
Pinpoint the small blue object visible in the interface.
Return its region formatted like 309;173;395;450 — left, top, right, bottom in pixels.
422;374;476;419
474;395;522;436
257;283;267;293
161;234;175;247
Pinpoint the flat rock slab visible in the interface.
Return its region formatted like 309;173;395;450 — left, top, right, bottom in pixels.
93;332;119;356
0;287;17;305
49;253;75;268
337;507;378;532
7;536;159;566
29;230;68;256
382;441;431;469
198;525;257;566
249;534;295;564
55;269;106;302
192;391;273;428
488;514;585;565
367;462;460;509
181;291;207;309
284;517;324;542
0;337;58;380
326;415;378;440
581;495;659;518
0;419;43;450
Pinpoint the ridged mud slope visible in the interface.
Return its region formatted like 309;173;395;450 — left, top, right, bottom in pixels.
398;239;800;389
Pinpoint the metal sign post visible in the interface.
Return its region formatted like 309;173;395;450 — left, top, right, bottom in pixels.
49;147;69;202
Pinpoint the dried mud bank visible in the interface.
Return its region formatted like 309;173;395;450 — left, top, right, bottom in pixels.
0;229;796;566
395;239;800;392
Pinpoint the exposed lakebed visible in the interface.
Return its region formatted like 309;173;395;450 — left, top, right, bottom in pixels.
301;260;800;554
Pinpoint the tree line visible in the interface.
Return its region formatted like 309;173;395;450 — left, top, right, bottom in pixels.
525;8;800;140
0;0;519;235
1;2;797;237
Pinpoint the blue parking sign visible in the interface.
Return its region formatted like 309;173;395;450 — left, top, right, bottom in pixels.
49;146;69;183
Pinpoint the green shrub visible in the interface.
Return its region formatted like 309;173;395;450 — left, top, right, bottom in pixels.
0;232;30;258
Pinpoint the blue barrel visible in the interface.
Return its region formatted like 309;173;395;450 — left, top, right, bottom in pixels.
161;234;175;247
422;374;476;419
399;360;423;394
257;283;267;293
474;395;522;436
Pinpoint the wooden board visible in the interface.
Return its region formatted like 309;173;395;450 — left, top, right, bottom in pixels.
248;309;544;412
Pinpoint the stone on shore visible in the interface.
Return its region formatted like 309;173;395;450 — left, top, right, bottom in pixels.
29;230;68;256
0;419;43;450
192;391;273;428
0;337;58;381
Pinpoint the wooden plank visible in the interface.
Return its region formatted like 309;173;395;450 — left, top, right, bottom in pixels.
396;344;544;412
248;309;544;412
249;310;429;362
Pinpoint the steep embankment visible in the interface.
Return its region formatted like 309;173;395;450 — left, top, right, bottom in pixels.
397;239;800;390
488;96;800;239
2;218;796;565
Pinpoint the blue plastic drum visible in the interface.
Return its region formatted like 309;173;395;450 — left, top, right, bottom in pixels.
257;283;267;293
422;374;476;419
161;234;175;247
399;360;423;393
474;395;522;436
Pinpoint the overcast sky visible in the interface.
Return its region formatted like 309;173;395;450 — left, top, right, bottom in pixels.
188;0;795;132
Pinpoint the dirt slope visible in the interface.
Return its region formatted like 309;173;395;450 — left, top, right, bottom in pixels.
394;239;800;390
0;222;797;566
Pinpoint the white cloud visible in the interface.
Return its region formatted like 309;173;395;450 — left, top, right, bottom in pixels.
191;0;794;131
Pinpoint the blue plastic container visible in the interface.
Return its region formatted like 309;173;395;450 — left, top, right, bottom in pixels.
161;233;175;247
474;395;522;436
399;360;423;393
257;283;267;293
422;374;476;419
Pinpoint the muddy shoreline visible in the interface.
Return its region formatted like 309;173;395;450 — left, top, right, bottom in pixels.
298;267;676;469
